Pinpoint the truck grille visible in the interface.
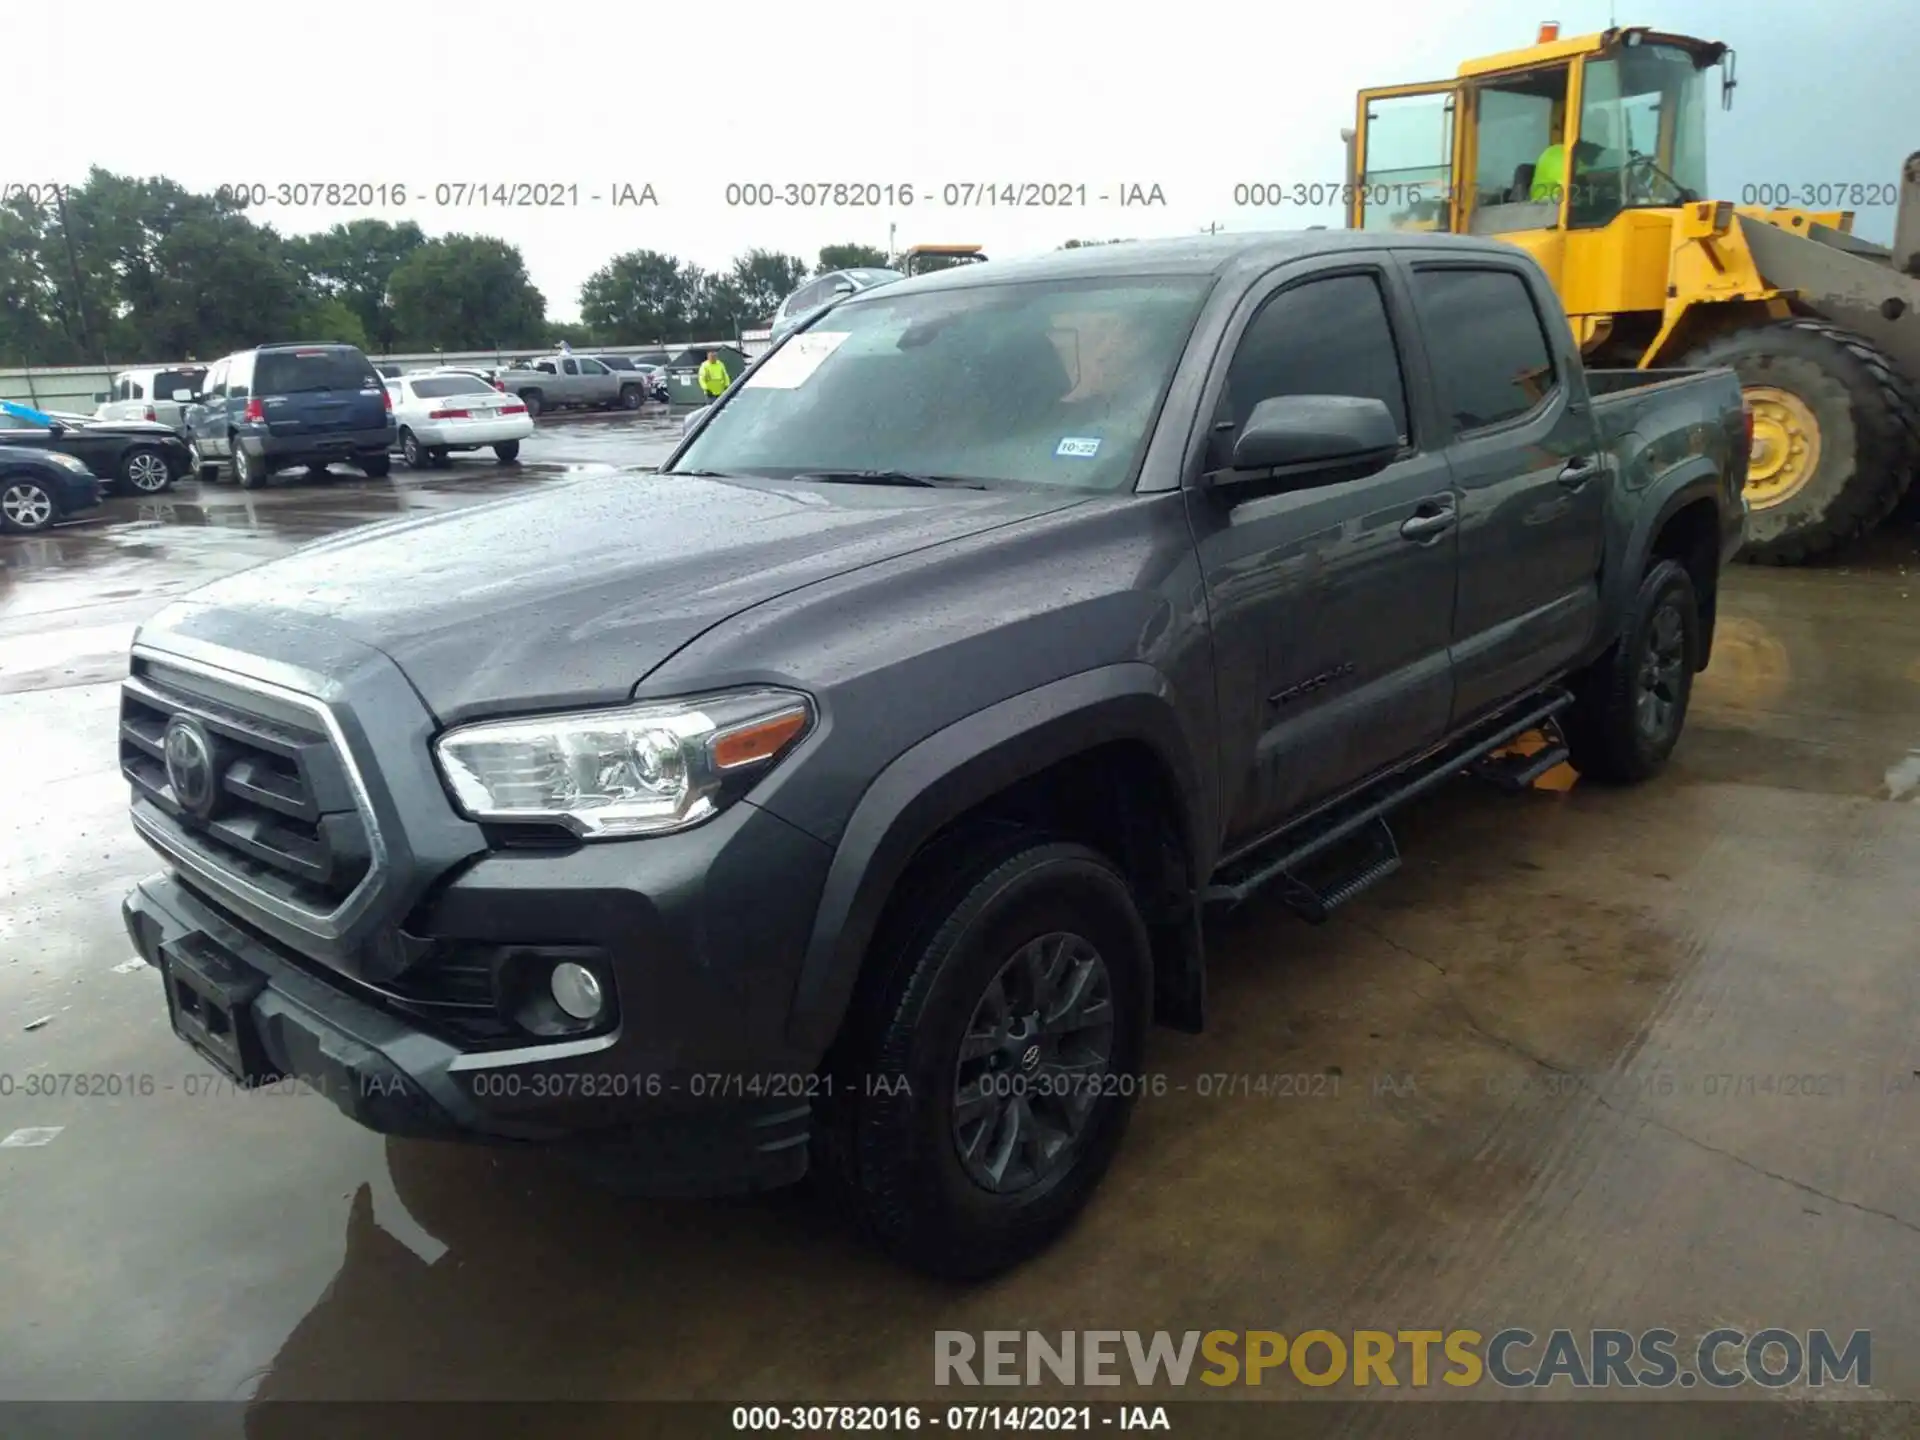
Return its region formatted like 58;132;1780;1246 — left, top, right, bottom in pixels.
120;660;374;917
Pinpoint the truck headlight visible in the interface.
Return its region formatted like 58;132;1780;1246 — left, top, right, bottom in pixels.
432;688;813;838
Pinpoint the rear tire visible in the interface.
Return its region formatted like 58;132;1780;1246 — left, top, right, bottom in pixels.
619;385;642;410
361;453;392;479
812;835;1151;1280
188;442;219;484
429;447;451;468
399;429;426;469
520;390;543;420
119;446;174;495
493;441;520;463
1680;319;1920;565
1564;559;1700;784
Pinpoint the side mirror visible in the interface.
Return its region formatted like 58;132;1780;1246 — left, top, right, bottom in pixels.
172;389;195;402
830;280;856;297
1218;395;1401;489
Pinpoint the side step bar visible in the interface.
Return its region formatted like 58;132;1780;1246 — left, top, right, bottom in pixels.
1202;688;1575;918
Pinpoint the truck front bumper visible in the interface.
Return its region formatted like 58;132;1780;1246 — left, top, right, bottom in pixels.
123;793;835;1196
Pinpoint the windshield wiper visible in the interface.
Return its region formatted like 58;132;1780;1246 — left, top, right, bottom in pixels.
791;469;987;490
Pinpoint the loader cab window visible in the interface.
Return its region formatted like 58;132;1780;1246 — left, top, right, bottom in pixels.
1571;44;1709;228
1468;67;1570;235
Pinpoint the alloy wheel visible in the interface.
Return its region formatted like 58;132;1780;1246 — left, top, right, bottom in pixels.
1636;601;1687;741
951;931;1115;1195
2;482;55;530
126;451;170;492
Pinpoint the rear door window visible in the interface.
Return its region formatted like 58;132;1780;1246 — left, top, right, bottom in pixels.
255;348;379;395
151;368;206;401
1410;267;1559;431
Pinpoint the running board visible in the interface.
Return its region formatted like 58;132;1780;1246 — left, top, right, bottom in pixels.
1202;688;1575;915
1471;717;1572;793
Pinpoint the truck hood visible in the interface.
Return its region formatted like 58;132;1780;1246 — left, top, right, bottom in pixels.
143;471;1086;723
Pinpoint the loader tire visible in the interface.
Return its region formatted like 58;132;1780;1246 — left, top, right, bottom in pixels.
1680;319;1920;565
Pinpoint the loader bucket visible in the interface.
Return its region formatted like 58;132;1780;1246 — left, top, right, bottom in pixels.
1736;160;1920;383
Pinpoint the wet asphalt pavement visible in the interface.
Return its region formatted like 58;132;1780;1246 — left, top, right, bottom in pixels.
4;416;1920;1423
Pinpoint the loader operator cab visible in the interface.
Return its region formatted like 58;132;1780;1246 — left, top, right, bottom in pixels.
1351;30;1712;241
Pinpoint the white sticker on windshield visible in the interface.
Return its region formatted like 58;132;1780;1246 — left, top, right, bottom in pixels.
746;332;851;390
1056;437;1102;458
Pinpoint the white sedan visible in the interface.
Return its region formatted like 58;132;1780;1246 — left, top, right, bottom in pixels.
384;373;533;468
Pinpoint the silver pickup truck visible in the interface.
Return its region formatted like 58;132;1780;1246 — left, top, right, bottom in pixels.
496;354;650;418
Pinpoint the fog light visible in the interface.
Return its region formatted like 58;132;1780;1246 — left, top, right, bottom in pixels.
549;962;604;1021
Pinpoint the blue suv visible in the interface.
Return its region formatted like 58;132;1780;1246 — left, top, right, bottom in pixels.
185;344;396;488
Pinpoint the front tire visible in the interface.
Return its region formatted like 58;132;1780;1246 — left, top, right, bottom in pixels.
120;446;174;494
1564;559;1700;784
520;390;543;420
1680;319;1920;565
1;477;58;533
493;441;520;463
400;429;427;469
814;836;1150;1280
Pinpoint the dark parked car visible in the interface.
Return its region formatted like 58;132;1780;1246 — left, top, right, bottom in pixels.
0;402;191;495
0;444;104;533
183;344;395;488
121;232;1746;1279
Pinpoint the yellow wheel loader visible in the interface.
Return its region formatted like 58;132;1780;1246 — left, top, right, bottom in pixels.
897;243;989;277
1346;24;1920;564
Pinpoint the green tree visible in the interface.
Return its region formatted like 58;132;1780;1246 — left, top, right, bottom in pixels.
287;219;426;353
388;235;546;350
816;243;890;274
579;248;693;341
686;267;749;339
728;249;810;323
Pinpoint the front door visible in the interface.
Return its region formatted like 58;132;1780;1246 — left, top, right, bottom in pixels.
1349;81;1464;234
1186;261;1460;851
1399;258;1607;723
193;359;231;457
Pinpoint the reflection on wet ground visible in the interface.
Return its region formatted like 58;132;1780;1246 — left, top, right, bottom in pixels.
3;449;1919;1420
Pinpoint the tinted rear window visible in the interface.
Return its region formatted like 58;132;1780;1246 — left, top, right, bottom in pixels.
151;368;207;399
255;349;378;394
410;376;495;398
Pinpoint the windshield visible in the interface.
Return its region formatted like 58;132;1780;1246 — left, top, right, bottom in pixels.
1573;45;1709;225
671;276;1210;492
256;348;378;394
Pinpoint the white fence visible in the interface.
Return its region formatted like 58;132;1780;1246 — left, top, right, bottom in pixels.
0;341;745;413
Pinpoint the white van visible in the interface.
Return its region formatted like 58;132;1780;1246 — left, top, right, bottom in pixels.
95;365;209;429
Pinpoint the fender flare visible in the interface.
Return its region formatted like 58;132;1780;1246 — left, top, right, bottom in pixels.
1608;460;1726;613
781;662;1208;1057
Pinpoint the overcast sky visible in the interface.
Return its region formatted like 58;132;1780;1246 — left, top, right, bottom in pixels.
11;0;1915;321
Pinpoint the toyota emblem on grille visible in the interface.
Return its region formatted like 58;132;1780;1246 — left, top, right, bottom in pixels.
163;718;219;818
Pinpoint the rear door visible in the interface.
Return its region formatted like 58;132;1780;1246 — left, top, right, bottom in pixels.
252;347;385;437
1400;257;1607;722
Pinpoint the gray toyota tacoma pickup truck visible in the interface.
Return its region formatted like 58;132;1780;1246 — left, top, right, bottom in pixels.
121;232;1747;1279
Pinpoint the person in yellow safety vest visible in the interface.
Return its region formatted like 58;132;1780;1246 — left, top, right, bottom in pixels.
1530;141;1569;203
697;351;731;400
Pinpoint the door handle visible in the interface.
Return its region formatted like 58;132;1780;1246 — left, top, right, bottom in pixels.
1560;457;1601;489
1399;506;1457;541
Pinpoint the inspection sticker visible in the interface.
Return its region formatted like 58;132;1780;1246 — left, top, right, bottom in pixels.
746;331;850;390
1056;437;1102;458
